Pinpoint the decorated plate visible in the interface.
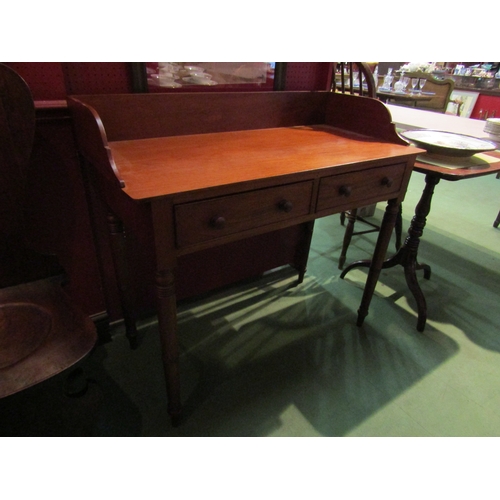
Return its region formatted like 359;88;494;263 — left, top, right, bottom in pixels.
401;130;497;157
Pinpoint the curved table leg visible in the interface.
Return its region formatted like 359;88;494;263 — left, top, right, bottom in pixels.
403;258;427;332
343;174;440;332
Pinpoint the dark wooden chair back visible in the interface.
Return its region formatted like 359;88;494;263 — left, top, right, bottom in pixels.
0;64;35;252
331;63;399;268
332;62;377;98
0;63;96;398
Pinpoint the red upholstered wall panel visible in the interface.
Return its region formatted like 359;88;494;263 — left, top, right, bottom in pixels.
61;63;133;94
4;62;67;100
3;62;134;99
285;62;332;91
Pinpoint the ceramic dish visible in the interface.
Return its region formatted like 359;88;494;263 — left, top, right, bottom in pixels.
401;130;497;157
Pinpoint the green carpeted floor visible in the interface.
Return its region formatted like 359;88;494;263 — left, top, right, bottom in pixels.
1;170;499;436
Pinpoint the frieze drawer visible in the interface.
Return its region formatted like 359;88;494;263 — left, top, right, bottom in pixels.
175;181;314;247
316;163;405;212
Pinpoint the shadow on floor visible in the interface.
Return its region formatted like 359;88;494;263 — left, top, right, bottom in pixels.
169;272;458;436
0;267;460;436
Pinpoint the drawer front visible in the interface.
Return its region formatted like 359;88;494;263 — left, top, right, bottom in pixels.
316;163;405;213
175;181;314;247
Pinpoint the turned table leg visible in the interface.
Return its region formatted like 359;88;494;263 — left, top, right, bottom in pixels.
151;199;183;426
397;173;439;331
295;220;315;284
155;269;182;426
107;211;138;349
356;198;400;326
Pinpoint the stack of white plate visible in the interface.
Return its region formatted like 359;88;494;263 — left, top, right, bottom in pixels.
484;118;500;145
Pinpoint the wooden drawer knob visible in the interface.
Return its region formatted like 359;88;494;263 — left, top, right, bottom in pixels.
209;216;226;229
381;176;393;187
339;185;352;197
278;199;293;212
